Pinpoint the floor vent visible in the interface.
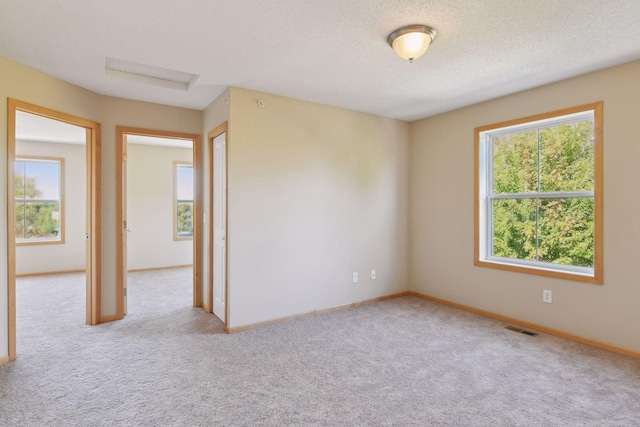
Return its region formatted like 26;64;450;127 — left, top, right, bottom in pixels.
505;325;540;337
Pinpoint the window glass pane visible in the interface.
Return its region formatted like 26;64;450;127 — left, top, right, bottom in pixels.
23;202;60;240
15;159;62;242
492;199;537;261
538;198;594;267
539;120;594;192
24;161;60;199
177;201;193;238
176;165;193;200
15;161;26;198
15;202;25;239
492;130;538;194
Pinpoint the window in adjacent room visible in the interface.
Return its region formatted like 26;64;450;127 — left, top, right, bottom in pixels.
475;102;602;283
15;157;64;244
174;162;194;240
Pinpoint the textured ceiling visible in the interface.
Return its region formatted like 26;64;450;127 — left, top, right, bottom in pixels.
1;1;640;121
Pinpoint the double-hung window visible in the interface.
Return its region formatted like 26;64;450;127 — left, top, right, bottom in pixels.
174;162;194;240
475;103;602;283
15;157;64;244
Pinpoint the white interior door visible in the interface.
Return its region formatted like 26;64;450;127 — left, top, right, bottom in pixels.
212;132;226;322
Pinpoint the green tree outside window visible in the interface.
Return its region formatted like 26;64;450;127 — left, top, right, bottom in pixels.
15;159;62;242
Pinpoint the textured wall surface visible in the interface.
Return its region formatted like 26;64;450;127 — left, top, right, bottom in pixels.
227;87;409;328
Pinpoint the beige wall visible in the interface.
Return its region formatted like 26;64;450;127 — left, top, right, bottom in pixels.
226;87;409;328
409;59;640;352
15;140;87;275
126;144;193;270
201;88;230;310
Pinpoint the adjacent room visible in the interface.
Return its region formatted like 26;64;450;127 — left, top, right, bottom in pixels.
1;1;640;425
124;133;195;318
13;111;90;355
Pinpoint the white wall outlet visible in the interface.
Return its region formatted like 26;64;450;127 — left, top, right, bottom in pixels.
352;272;359;283
371;270;376;280
542;289;553;304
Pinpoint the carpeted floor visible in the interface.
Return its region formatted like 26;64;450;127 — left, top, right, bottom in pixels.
1;268;639;426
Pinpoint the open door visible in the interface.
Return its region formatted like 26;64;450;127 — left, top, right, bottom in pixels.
7;99;101;361
212;132;227;321
120;136;129;315
208;123;228;325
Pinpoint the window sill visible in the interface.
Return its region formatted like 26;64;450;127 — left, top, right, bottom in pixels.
16;239;64;247
474;258;601;284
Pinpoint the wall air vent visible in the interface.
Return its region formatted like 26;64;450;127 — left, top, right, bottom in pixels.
505;325;540;337
105;57;198;91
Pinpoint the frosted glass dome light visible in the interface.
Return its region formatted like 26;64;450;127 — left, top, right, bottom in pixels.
387;25;437;63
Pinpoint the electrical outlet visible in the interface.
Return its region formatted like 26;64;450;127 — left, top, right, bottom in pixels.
352;272;359;283
542;289;553;304
371;270;376;280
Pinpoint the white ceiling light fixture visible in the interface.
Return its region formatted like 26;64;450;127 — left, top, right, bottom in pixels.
105;57;199;91
387;25;437;63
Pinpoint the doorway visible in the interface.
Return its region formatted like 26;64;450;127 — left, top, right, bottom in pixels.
207;123;228;325
116;127;202;318
7;99;101;361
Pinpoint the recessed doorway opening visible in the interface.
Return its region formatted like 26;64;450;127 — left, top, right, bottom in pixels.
7;99;101;362
116;127;202;319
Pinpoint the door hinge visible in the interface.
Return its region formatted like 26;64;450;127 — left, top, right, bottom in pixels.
123;220;127;229
124;288;127;297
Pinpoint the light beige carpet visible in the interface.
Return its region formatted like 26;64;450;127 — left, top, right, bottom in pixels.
1;268;639;426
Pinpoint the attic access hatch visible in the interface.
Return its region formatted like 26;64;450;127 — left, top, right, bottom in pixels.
105;57;199;91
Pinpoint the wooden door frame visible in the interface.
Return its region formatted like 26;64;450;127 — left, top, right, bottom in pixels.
115;126;202;319
207;122;229;327
7;98;102;362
